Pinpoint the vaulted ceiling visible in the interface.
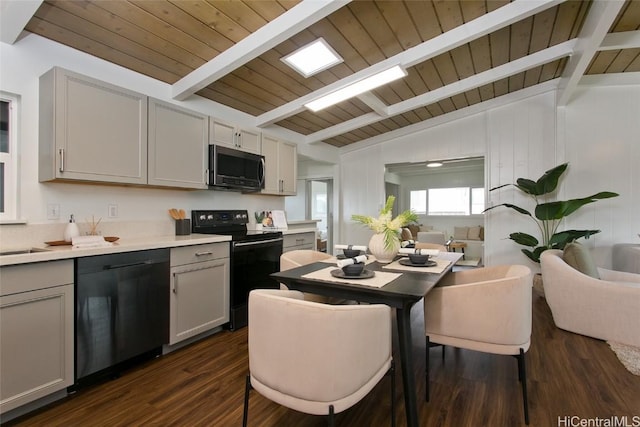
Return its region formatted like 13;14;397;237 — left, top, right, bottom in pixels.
3;0;640;148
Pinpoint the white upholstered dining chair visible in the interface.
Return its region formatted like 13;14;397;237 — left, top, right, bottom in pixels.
279;249;340;303
423;265;533;425
243;289;395;426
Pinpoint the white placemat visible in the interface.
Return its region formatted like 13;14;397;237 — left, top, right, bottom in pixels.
382;258;451;274
319;255;377;265
302;266;401;288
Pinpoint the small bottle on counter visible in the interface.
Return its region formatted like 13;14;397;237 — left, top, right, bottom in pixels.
64;214;80;242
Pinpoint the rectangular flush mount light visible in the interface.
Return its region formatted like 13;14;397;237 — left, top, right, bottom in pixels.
282;38;343;78
304;65;407;112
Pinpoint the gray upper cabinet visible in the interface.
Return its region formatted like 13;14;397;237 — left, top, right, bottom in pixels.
148;99;208;189
261;135;297;196
39;67;148;185
210;119;261;155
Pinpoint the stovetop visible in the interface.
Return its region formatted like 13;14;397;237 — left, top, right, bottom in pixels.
191;210;282;242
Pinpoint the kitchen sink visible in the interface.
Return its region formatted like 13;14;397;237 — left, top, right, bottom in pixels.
0;247;51;256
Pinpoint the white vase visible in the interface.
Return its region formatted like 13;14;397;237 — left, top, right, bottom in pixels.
369;233;400;264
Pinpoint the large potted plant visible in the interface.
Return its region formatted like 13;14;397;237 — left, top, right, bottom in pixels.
484;163;618;263
352;196;418;263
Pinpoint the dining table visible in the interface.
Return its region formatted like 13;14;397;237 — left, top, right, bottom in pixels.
270;250;463;427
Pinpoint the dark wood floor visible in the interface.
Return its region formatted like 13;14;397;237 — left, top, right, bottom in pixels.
7;289;640;426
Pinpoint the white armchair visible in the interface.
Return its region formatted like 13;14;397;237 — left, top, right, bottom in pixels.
243;289;395;426
540;249;640;347
424;265;533;424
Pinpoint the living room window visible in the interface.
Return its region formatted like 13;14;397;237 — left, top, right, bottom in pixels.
0;92;18;221
410;187;485;216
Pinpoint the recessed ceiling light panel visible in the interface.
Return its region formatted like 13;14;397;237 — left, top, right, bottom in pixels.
427;162;443;168
281;38;343;78
305;65;407;112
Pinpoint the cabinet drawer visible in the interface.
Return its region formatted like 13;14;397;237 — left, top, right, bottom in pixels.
0;260;74;296
171;243;229;266
283;232;316;249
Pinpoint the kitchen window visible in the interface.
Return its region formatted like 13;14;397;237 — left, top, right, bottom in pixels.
0;92;18;221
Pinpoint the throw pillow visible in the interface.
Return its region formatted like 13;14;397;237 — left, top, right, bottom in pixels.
563;242;600;279
401;228;413;241
407;224;420;239
479;226;484;241
453;226;468;240
467;226;481;240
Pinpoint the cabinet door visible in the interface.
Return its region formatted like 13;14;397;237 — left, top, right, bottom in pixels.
283;232;317;252
148;99;208;189
169;259;230;345
210;119;236;149
237;129;261;154
0;284;74;414
261;135;280;194
39;67;148;185
261;136;297;196
279;141;297;195
210;119;261;155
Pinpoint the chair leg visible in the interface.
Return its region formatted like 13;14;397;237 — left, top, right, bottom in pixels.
242;375;252;427
517;349;530;425
328;404;335;427
390;361;396;427
425;336;430;402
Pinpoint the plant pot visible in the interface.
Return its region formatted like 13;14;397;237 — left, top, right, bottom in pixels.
533;273;544;297
369;233;399;264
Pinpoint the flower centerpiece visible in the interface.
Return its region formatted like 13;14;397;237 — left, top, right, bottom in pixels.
352;196;418;263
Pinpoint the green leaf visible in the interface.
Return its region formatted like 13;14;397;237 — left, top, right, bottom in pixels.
509;232;538;247
550;229;601;249
535;192;619;220
533;163;568;195
483;203;532;216
521;249;539;263
514;178;538;195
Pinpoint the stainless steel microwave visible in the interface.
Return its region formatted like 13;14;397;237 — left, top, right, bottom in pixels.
208;145;265;191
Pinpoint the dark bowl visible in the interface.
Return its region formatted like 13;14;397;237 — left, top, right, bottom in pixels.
342;262;365;276
408;253;429;264
343;249;362;258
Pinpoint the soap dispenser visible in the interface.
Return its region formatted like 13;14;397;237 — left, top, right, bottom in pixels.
64;214;80;242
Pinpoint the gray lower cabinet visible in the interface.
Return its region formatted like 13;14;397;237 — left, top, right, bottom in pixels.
0;260;74;414
283;232;316;252
169;243;230;345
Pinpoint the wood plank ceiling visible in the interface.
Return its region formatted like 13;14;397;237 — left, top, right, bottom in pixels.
23;0;640;148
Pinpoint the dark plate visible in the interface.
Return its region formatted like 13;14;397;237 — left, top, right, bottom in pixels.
399;259;437;267
330;269;375;279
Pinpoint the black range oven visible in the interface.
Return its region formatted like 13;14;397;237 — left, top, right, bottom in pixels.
192;210;283;330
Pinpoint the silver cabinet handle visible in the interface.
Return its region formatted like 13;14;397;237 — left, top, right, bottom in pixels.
195;251;213;256
59;148;65;172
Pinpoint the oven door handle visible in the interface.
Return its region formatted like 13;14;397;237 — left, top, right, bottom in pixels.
233;237;283;247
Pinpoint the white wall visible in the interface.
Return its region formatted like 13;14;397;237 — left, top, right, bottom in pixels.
0;34;338;244
559;82;640;267
338;80;639;270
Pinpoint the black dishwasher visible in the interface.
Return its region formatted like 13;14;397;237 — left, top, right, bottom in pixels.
74;249;169;388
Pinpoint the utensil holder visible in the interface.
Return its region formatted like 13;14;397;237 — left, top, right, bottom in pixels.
175;219;191;236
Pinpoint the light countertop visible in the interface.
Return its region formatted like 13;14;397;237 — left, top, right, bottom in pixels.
0;234;231;267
